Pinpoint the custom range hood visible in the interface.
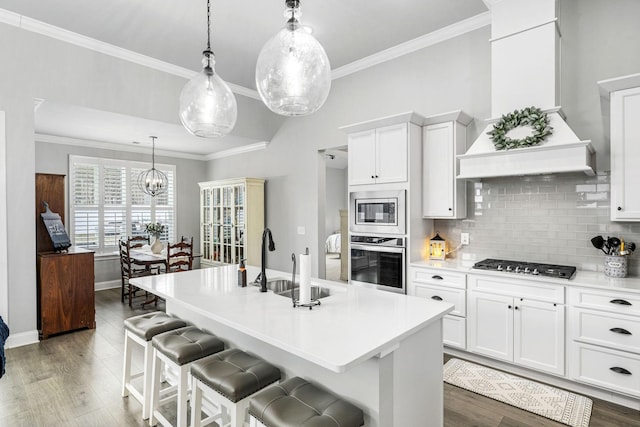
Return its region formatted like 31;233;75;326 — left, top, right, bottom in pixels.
457;0;595;180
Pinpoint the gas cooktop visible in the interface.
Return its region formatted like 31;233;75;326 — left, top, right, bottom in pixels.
472;258;577;280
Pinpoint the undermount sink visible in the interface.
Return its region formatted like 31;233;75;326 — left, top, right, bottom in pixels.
251;278;330;300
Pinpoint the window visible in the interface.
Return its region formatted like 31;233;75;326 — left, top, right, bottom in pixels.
69;155;176;254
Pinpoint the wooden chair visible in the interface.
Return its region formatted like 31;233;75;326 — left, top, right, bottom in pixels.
119;237;153;306
166;238;194;273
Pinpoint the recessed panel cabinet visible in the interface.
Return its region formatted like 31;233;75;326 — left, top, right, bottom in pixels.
199;178;264;267
610;86;640;221
347;123;408;186
422;111;471;219
467;274;565;376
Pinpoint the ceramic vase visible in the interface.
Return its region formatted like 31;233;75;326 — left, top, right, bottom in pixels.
151;235;163;254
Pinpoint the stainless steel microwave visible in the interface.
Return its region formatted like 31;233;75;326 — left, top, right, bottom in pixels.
349;190;406;235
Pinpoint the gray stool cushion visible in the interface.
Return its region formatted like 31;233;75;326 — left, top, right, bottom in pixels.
152;326;224;365
124;311;187;341
249;377;364;427
191;348;281;403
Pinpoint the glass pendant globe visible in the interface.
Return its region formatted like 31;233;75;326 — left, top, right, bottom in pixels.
255;13;331;116
179;54;237;138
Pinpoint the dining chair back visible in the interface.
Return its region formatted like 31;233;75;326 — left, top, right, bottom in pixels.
120;237;154;306
166;238;194;273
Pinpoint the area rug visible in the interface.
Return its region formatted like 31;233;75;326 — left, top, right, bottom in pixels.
443;358;592;427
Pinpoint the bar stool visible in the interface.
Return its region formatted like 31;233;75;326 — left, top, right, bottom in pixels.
248;377;364;427
190;348;281;427
149;326;225;427
122;311;187;420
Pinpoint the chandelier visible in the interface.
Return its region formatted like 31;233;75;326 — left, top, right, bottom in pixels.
179;0;237;137
138;136;168;197
255;0;331;116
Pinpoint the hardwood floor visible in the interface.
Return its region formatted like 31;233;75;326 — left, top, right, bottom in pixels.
1;288;639;426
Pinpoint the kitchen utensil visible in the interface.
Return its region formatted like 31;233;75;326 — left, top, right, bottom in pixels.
608;237;621;255
590;235;608;254
628;242;636;253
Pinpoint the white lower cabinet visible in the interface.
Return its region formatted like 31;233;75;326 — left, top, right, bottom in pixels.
410;266;466;349
468;274;565;376
569;287;640;397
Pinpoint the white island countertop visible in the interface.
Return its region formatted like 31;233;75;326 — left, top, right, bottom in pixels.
131;264;453;373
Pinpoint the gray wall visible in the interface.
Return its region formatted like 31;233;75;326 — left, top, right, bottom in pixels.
325;168;347;238
206;27;492;273
0;22;269;336
35;141;206;283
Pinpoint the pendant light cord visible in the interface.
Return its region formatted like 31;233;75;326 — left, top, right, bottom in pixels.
151;136;157;170
204;0;213;68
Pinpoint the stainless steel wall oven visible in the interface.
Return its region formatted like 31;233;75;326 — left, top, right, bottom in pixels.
350;235;405;293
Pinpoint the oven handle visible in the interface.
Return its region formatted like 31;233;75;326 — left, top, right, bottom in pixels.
351;244;405;253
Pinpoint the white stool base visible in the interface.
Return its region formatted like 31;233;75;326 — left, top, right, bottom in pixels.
149;348;193;427
122;329;154;420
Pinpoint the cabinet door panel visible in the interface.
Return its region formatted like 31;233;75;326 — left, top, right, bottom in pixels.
514;299;565;375
611;87;640;220
348;129;376;185
375;123;408;184
423;122;454;217
468;291;513;361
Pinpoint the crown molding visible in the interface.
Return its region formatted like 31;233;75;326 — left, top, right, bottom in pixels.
35;133;208;161
205;141;269;160
0;8;261;101
331;11;491;80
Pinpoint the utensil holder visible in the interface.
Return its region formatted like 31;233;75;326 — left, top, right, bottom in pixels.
604;255;628;278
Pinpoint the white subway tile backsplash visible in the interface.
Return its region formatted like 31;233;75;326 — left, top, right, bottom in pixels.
435;172;640;276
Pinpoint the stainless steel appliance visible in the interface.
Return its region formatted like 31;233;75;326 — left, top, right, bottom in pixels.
350;235;405;293
472;258;577;280
349;190;406;235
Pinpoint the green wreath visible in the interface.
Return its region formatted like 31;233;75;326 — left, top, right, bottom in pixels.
487;106;553;151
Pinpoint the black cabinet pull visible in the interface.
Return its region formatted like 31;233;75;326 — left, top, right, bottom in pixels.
610;299;632;306
371;175;375;179
610;367;632;375
610;327;632;335
508;305;512;309
432;275;443;280
448;208;452;211
515;306;519;310
431;295;443;301
618;206;623;211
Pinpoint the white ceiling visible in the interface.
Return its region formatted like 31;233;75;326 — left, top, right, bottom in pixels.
1;0;488;157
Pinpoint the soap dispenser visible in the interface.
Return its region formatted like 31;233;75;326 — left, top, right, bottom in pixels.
238;259;247;287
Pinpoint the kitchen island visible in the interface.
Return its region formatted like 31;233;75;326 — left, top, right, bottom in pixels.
130;264;453;426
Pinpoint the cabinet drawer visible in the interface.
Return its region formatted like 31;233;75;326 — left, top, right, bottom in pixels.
469;274;564;303
571;342;640;397
569;287;640;316
415;284;466;316
412;267;466;289
572;308;640;354
443;315;466;350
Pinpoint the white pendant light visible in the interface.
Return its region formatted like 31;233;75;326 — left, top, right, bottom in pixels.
179;0;237;137
138;136;168;197
255;0;331;116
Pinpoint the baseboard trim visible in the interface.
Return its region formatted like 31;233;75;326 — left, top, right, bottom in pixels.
95;280;120;291
5;329;39;349
445;348;640;410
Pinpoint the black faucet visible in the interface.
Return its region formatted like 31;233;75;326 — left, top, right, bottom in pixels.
259;228;275;292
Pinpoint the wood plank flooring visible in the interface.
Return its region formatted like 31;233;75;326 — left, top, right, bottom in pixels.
0;288;638;426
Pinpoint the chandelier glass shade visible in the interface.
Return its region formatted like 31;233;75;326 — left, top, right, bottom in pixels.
179;0;237;137
138;136;168;197
255;0;331;116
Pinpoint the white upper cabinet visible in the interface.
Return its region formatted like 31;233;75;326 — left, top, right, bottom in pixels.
348;123;408;185
610;85;640;221
422;111;471;219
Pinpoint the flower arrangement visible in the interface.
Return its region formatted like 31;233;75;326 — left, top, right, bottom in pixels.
144;222;166;236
